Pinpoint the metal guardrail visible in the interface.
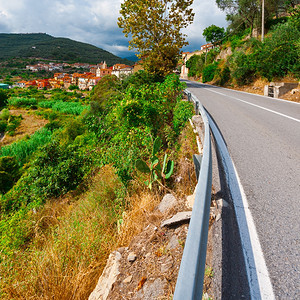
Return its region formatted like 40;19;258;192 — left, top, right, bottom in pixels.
173;90;212;299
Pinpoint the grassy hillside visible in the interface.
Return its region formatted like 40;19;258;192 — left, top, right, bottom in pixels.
0;33;133;65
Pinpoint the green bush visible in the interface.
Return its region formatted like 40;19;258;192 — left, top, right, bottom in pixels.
1;140;94;213
0;121;7;132
90;75;121;115
186;55;204;77
0;89;8;108
202;62;219;83
116;74;185;138
214;63;231;86
205;47;220;65
228;51;256;85
6;115;22;135
122;70;163;89
0;108;10;121
173;101;194;135
257;22;300;80
0;156;20;194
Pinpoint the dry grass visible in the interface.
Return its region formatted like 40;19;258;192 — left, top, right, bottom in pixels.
1;165;125;300
118;185;161;247
173;123;198;198
0;109;48;146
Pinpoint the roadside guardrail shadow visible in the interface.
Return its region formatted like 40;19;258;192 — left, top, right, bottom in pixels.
208;111;251;300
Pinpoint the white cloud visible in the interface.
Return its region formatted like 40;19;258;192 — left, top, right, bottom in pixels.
0;0;227;57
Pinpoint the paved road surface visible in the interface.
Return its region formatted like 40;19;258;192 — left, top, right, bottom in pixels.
185;81;300;299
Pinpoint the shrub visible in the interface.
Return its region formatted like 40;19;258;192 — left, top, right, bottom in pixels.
122;70;163;89
205;47;220;65
228;51;256;85
173;101;194;135
0;121;7;132
186;55;204;77
0;156;20;194
69;84;79;90
202;62;219;83
214;62;231;86
90;75;120;115
6;115;22;135
59;118;86;144
256;22;300;80
0;89;8;108
0;140;94;213
0;108;10;121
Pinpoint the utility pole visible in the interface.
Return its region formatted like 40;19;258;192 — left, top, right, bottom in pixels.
261;0;265;42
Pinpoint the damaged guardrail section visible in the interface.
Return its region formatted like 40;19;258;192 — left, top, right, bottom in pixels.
173;90;212;299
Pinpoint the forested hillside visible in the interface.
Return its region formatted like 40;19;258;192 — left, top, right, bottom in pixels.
0;33;132;65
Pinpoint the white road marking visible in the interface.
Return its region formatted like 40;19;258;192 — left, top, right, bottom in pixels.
204;88;300;123
232;161;276;300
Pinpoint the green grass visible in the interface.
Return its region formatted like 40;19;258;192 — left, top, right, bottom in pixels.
38;100;87;115
0;127;53;166
7;97;37;108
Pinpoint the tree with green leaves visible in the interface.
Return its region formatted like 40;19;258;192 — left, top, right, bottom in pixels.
118;0;194;77
216;0;260;35
203;24;225;45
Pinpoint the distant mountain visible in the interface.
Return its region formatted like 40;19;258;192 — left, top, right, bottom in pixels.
0;33;133;65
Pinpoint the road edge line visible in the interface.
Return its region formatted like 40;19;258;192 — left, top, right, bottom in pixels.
207;112;276;300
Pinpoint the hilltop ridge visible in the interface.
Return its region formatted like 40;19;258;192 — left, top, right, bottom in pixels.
0;33;133;65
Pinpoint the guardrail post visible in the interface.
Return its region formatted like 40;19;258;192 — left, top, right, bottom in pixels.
187;92;192;102
195;101;199;115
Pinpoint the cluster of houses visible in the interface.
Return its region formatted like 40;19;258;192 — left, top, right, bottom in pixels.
17;62;134;91
26;62;101;72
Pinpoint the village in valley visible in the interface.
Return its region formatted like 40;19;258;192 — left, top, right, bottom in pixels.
13;61;135;91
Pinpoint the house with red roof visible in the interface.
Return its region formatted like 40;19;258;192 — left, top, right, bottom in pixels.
36;79;51;89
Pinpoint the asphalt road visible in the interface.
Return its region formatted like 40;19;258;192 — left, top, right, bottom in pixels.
185;81;300;299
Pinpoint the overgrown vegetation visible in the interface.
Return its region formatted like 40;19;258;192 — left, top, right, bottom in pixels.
0;71;194;299
186;7;300;86
0;108;23;136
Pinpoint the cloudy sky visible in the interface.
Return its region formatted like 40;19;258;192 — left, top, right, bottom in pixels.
0;0;228;58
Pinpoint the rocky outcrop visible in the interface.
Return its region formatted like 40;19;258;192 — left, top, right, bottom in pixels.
216;47;232;60
88;250;123;300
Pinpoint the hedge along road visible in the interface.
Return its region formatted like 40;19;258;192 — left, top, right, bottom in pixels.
185;80;300;299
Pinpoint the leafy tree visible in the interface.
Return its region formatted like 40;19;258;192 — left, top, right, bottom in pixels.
118;0;194;77
216;0;260;35
203;25;225;45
